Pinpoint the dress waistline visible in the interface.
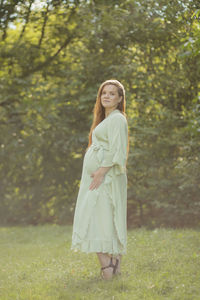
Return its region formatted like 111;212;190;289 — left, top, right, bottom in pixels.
90;143;109;151
90;143;109;163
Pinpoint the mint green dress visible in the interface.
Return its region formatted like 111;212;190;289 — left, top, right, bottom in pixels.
71;109;128;255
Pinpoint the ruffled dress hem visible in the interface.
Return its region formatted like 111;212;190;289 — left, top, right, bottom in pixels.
71;232;126;255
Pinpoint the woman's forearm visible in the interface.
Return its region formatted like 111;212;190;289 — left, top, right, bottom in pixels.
98;166;112;176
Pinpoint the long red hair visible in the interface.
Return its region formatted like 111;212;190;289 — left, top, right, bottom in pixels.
86;79;129;161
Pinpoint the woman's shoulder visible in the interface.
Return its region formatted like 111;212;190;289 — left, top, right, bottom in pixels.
109;111;128;124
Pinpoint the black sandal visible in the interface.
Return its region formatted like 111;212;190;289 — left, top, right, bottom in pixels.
100;256;119;279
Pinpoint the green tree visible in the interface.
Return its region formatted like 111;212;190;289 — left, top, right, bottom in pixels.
0;0;199;227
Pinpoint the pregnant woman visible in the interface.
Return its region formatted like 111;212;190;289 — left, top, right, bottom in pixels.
71;79;129;280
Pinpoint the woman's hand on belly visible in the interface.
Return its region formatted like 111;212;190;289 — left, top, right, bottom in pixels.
89;166;112;190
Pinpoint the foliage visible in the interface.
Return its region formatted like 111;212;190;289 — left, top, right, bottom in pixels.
0;0;199;226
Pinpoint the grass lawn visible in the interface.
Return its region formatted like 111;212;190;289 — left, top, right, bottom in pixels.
0;225;200;300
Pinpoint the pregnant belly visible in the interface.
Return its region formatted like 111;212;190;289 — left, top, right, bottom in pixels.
83;147;100;174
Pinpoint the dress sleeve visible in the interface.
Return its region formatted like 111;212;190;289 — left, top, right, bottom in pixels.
99;114;128;172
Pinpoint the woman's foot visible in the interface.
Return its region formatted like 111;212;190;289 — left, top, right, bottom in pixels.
101;256;119;280
101;264;113;280
97;253;122;280
114;254;122;275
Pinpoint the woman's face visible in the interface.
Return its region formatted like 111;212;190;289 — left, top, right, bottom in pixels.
101;84;122;110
